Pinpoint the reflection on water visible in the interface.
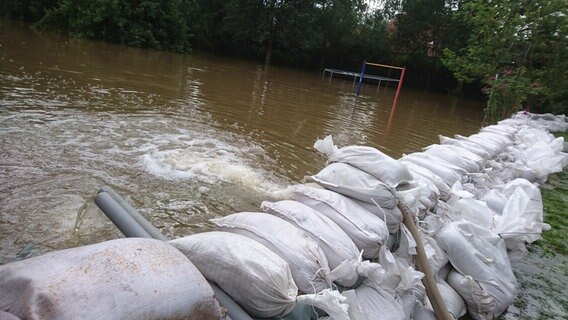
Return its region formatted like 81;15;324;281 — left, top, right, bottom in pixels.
0;21;484;263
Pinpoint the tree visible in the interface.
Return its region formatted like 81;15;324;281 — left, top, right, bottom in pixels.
382;0;474;90
442;0;568;120
37;0;193;52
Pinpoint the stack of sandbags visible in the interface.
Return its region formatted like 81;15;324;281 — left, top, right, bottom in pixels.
292;185;389;259
171;232;349;319
312;136;412;231
211;212;334;294
260;200;362;288
436;221;517;320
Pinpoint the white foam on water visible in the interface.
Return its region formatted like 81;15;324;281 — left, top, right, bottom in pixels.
139;134;293;199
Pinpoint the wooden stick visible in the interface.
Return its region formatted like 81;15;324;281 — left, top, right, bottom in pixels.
398;202;454;320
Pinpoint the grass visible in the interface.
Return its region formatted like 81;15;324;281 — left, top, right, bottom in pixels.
536;131;568;256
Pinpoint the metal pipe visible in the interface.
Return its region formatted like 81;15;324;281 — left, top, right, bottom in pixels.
99;187;166;241
94;192;152;238
390;67;406;112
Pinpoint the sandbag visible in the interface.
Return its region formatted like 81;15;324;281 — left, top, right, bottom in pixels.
423;144;485;172
436;221;517;318
447;271;494;320
395;180;437;216
448;198;496;230
351;199;403;233
422;233;449;280
260;200;361;288
0;238;225;320
494;178;544;243
170;232;295;318
378;246;425;319
439;135;492;160
211;212;332;294
341;253;406;320
437;279;467;319
292;185;389;259
400;160;452;201
400;153;465;187
170;232;349;319
311;162;397;208
342;285;406;320
314;135;413;187
455;133;508;158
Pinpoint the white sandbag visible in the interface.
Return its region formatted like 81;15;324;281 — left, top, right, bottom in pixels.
437;279;467;319
455;133;508;158
341;253;406;320
439;135;492;160
400;153;465;187
211;212;332;294
436;221;517;318
412;304;437;320
480;189;508;214
314;136;413;187
378;246;425;319
0;238;225;320
423;144;485;172
352;199;403;233
481;124;519;138
170;232;349;319
517;126;556;144
311;162;397;208
519;139;567;179
260;200;361;287
447;270;494;320
395;180;437;215
0;311;21;320
342;284;406;320
494;179;544;244
448;198;496;230
533;117;568;132
292;185;389;259
422;233;449;280
400;160;452;201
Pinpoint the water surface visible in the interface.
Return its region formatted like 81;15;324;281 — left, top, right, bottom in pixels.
0;20;484;262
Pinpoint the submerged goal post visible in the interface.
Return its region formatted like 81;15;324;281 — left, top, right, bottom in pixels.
355;60;406;111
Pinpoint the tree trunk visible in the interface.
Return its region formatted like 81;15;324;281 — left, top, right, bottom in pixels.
264;35;273;68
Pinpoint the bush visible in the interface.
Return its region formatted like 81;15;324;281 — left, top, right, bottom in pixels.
38;0;192;53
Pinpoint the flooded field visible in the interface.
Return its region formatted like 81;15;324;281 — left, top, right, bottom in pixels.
1;20;565;319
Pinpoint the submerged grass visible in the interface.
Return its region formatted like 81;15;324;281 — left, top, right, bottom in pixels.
537;131;568;256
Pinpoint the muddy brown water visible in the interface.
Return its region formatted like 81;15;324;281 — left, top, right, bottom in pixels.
0;20;483;260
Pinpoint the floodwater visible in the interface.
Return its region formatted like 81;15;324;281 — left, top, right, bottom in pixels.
0;20;484;262
1;19;565;320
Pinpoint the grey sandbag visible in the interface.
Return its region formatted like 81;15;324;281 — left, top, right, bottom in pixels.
292;186;389;259
436;221;517;319
0;238;225;320
211;212;333;294
312;162;397;208
170;232;297;318
313;136;412;187
261;200;361;288
351;199;403;233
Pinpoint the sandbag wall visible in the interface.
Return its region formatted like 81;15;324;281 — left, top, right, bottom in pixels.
300;111;567;320
1;112;566;320
204;111;566;320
